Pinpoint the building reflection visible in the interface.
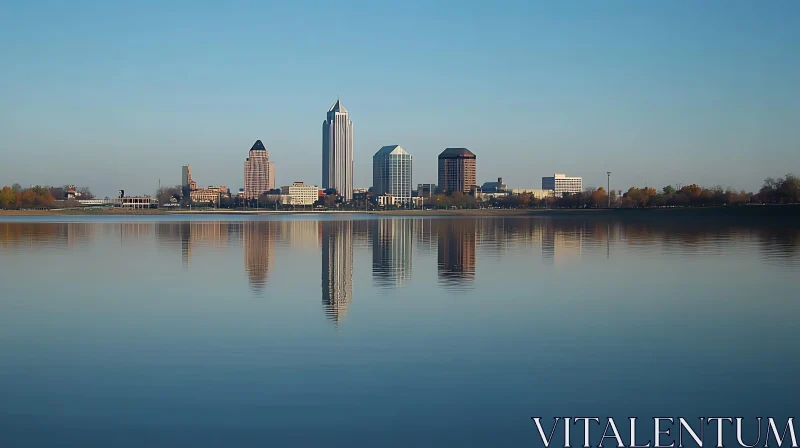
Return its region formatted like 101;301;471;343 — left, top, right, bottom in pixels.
155;222;232;267
414;217;437;253
371;218;413;288
119;222;152;242
243;221;278;291
437;218;476;289
321;220;354;324
280;220;319;251
2;215;799;309
351;220;371;249
540;220;585;266
0;222;94;249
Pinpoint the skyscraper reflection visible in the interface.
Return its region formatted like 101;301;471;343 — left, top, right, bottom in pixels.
321;220;353;324
437;218;476;289
242;221;278;291
371;218;413;288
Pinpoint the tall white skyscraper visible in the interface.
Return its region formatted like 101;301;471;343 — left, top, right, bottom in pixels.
373;145;412;204
322;100;354;201
244;140;275;200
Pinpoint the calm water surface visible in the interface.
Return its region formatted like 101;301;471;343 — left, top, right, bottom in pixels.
0;215;798;447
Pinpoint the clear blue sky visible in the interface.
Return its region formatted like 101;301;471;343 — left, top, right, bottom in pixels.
1;0;798;197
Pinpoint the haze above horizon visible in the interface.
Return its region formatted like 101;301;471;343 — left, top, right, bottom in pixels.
1;0;798;197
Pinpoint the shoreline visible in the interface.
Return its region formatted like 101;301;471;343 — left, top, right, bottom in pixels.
0;205;798;219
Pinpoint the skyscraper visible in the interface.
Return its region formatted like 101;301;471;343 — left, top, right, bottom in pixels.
372;145;412;205
244;140;275;200
322;100;354;201
181;165;196;191
437;148;476;194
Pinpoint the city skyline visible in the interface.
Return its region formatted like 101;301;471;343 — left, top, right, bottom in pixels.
1;2;798;196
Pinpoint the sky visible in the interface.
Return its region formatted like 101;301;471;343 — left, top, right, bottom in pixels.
1;0;798;197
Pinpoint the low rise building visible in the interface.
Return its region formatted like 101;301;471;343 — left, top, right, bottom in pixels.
511;189;554;199
113;196;158;209
376;194;424;208
475;191;509;201
469;185;482;197
376;194;396;207
281;182;320;206
260;193;284;204
542;173;582;197
77;199;110;206
66;185;82;200
416;183;437;198
191;186;228;205
481;177;508;193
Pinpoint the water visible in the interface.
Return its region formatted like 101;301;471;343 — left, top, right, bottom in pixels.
0;214;798;447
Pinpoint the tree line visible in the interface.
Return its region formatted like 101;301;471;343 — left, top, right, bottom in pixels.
617;174;798;208
487;174;798;209
0;185;55;209
5;175;797;210
0;184;96;209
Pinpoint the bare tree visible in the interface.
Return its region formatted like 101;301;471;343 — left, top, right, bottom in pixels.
78;187;95;199
156;185;182;205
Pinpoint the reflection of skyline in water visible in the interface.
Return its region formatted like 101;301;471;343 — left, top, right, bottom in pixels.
2;215;799;297
321;220;353;324
371;218;413;288
3;214;799;445
437;218;477;290
243;221;277;291
155;222;235;267
541;220;585;266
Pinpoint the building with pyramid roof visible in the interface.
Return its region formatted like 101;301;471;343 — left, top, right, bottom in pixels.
244;140;275;200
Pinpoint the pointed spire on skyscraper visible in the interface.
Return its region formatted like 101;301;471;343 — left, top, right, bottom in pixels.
250;140;266;151
328;99;347;113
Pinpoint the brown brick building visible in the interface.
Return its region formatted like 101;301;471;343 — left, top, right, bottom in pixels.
437;148;476;194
